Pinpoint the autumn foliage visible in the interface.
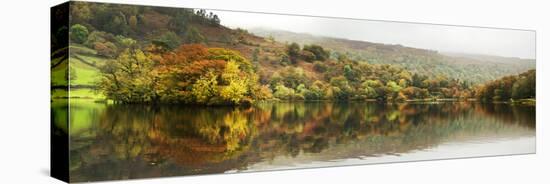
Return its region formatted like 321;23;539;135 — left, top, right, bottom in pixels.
99;44;270;105
475;70;535;101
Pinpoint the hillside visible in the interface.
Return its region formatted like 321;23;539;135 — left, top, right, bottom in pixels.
51;44;107;99
51;2;535;104
250;28;536;84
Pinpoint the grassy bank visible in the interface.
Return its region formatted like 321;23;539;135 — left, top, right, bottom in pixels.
51;88;105;100
512;98;536;106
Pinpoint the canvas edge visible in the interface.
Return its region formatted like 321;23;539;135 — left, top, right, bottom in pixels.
51;1;71;183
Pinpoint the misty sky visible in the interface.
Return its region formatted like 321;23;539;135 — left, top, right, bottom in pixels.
211;10;535;59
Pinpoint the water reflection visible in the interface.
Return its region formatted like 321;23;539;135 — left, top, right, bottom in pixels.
53;101;535;182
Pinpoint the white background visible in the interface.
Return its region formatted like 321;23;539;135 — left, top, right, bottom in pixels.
0;0;548;183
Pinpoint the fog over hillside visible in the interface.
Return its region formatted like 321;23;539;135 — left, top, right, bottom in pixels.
212;10;535;59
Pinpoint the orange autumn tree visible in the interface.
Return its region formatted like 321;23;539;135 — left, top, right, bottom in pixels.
99;44;272;105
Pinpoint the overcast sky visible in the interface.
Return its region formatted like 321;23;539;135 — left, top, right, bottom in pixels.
211;10;535;59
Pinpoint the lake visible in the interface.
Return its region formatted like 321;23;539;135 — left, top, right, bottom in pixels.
51;100;535;182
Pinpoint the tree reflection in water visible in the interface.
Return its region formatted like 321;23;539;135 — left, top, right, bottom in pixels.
58;101;534;182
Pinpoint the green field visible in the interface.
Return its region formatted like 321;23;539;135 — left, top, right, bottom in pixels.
51;44;108;100
51;58;68;86
69;56;102;86
69;44;97;55
51;88;105;99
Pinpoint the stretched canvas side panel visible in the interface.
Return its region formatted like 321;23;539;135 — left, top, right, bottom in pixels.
51;1;70;183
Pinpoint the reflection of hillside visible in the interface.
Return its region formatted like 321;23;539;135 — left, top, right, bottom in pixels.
247;102;534;163
475;103;536;128
63;102;535;182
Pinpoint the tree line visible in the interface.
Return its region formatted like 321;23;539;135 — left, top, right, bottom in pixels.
475;69;535;101
262;42;474;102
96;40;535;104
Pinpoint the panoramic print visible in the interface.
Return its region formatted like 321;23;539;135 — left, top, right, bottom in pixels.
51;2;535;182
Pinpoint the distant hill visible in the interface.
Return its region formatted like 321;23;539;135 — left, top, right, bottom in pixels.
250;28;535;84
441;52;534;64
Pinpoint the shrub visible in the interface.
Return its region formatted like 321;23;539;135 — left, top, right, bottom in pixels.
287;42;300;63
70;24;89;44
153;31;181;50
84;31;114;48
313;61;328;73
300;50;316;62
183;26;205;44
303;44;329;61
94;41;118;58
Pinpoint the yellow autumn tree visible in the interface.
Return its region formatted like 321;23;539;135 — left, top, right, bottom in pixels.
192;71;218;103
220;60;248;104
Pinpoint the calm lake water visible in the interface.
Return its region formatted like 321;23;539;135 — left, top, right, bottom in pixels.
52;100;535;182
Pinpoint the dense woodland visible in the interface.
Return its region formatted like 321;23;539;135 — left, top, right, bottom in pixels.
475;69;535;101
51;2;535;105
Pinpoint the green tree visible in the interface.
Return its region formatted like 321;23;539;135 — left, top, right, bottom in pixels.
309;80;328;100
98;48;158;103
277;67;309;89
287;42;300;63
330;76;353;100
343;65;355;81
280;54;290;65
313;61;328;73
115;35;137;48
511;70;536;99
386;81;402;100
153;31;182;50
211;14;220;25
303;44;330;61
70;24;89;44
273;83;297;100
386;81;402;93
361;80;380;99
412;73;427;87
183;26;206;44
300;50;316;62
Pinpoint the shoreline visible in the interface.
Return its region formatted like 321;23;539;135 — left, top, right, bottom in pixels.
51;96;536;107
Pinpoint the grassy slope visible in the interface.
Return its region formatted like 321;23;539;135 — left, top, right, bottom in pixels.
51;58;68;86
69;56;102;86
51;44;107;99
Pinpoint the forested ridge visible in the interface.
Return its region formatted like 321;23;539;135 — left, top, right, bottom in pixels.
251;28;536;84
51;2;535;105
